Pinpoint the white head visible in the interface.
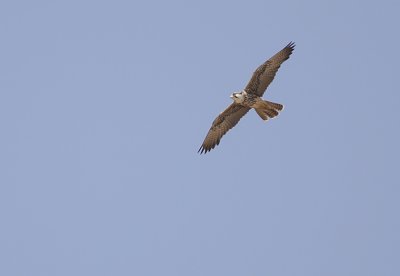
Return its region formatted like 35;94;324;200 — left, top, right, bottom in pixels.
230;91;245;103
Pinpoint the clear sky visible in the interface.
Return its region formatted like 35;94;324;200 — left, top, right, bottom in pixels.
1;0;399;275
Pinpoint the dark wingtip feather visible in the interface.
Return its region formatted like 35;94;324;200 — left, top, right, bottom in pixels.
198;146;208;154
198;146;204;154
286;41;296;51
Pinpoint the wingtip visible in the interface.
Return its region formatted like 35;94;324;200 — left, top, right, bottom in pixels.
198;146;206;154
198;145;213;154
286;41;296;50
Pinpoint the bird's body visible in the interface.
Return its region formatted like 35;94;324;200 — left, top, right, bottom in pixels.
230;90;284;120
198;42;295;154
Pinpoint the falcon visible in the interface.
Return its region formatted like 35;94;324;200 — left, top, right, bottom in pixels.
198;42;295;154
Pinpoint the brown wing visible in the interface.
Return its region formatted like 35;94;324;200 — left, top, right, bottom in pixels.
245;42;295;96
198;103;250;154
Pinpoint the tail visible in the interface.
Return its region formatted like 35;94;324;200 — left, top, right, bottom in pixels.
254;100;284;121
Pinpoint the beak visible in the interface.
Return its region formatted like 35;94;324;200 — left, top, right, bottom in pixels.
230;94;234;99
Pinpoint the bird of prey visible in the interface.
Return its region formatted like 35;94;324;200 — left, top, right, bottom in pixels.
198;42;295;154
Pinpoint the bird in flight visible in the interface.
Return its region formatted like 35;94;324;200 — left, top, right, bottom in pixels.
198;42;295;154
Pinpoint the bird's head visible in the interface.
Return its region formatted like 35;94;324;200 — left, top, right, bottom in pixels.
230;92;245;103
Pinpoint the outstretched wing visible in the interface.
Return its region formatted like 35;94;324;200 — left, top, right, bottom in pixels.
198;103;250;154
245;42;295;96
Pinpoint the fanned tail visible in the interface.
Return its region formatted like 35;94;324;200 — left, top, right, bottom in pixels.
254;100;284;121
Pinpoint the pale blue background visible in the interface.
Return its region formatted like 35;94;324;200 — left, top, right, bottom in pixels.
1;0;399;275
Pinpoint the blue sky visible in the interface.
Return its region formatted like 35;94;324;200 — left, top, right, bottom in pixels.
1;0;399;275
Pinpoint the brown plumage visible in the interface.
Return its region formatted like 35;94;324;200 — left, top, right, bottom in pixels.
198;42;295;154
245;42;295;97
254;100;284;120
198;104;250;154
